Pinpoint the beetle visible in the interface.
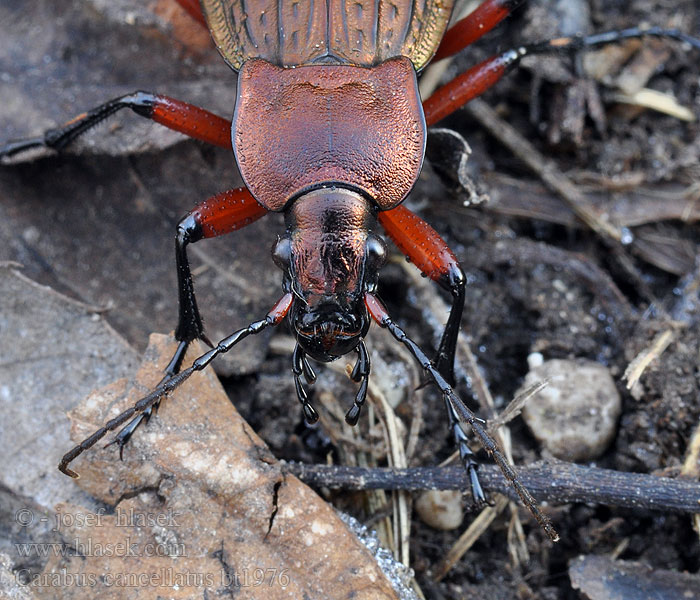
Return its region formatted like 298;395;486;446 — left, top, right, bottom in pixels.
2;0;698;543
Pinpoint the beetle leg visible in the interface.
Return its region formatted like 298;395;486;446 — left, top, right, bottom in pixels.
109;187;268;452
0;92;232;159
434;0;525;62
376;206;491;504
424;27;700;126
174;188;267;346
443;394;487;507
174;0;208;29
365;293;559;542
378;205;465;385
60;293;293;479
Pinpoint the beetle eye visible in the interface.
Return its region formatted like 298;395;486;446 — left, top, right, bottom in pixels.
271;236;292;270
365;233;386;269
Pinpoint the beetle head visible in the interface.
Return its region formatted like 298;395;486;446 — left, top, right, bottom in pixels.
271;187;386;362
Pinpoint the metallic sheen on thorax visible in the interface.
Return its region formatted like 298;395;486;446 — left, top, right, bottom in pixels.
233;56;425;211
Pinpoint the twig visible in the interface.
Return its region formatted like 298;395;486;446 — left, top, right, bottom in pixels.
681;420;700;538
285;461;700;514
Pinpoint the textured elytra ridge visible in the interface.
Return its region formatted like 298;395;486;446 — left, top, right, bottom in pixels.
201;0;455;70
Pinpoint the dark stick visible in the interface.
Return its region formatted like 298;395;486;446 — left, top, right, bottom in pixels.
286;461;700;514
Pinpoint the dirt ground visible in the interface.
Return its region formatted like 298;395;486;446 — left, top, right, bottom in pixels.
1;1;699;598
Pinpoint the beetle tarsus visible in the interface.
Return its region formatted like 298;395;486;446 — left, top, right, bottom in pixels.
105;402;160;458
446;396;488;506
0;136;48;159
104;339;193;455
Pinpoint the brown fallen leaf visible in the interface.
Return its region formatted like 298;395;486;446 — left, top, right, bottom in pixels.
40;335;402;599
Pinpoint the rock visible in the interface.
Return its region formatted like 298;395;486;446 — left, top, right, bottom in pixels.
0;264;138;509
519;357;621;461
569;554;700;599
415;490;464;531
0;552;34;600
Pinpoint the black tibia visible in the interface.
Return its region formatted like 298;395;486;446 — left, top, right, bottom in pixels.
0;92;157;157
174;213;209;346
110;212;210;453
345;341;370;426
433;263;466;387
293;344;319;425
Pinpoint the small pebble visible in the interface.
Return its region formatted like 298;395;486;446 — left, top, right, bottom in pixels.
519;358;621;461
415;490;463;531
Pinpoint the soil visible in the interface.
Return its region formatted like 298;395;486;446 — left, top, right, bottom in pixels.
1;1;699;598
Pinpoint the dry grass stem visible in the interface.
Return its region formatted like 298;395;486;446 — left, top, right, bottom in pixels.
366;370;412;567
433;496;510;581
489;379;550;431
623;329;676;389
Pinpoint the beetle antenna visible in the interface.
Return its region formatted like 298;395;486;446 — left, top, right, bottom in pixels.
364;293;559;542
58;293;293;478
551;26;700;53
